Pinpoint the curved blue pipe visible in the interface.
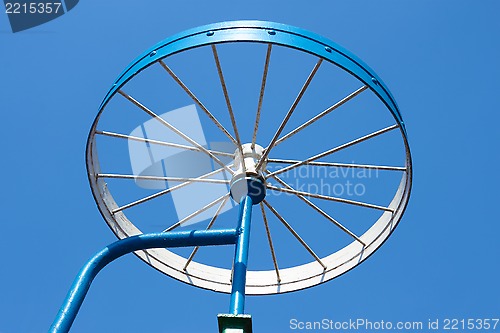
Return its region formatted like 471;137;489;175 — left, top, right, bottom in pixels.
49;229;238;333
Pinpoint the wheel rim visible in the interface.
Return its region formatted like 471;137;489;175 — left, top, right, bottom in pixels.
86;20;412;295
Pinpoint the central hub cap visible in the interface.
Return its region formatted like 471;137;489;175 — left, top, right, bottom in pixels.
229;143;266;204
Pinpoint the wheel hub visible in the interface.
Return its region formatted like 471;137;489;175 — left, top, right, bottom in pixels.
230;143;267;204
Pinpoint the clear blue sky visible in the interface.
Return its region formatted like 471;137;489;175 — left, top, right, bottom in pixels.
1;1;499;332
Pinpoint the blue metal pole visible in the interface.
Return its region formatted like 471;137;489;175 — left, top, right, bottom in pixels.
229;195;253;315
49;229;238;333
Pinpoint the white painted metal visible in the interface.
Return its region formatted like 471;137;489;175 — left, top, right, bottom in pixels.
274;85;368;147
263;199;327;270
158;59;238;146
98;173;230;184
270;173;365;246
255;58;323;171
86;41;412;295
184;196;231;270
163;193;230;232
96;130;233;157
267;159;406;171
232;143;265;180
259;203;281;283
112;166;229;213
267;124;399;177
252;44;272;150
266;184;393;212
118;90;235;176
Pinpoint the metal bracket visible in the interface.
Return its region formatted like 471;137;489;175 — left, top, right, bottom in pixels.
218;314;253;333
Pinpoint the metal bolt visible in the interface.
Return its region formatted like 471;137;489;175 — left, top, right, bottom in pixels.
371;77;378;85
267;30;276;35
207;31;214;36
149;51;157;57
325;46;332;53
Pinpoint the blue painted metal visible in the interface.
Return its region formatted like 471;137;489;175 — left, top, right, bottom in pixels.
75;20;409;331
229;196;253;315
49;229;238;333
93;20;406;138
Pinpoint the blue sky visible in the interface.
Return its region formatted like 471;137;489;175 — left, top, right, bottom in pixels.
1;1;499;332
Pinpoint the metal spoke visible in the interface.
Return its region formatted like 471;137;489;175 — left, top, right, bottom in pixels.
256;58;324;170
252;44;272;149
267;158;406;171
259;203;281;282
112;166;229;213
269;174;365;246
96;130;233;157
267;124;399;177
184;195;230;270
118;90;235;175
266;184;393;212
263;199;327;270
158;60;237;146
163;193;230;232
274;85;368;146
211;45;244;161
97;173;230;184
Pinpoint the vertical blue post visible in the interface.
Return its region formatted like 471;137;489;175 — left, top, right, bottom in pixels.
229;195;253;315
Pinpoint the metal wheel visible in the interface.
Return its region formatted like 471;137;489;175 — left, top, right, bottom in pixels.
86;21;412;295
